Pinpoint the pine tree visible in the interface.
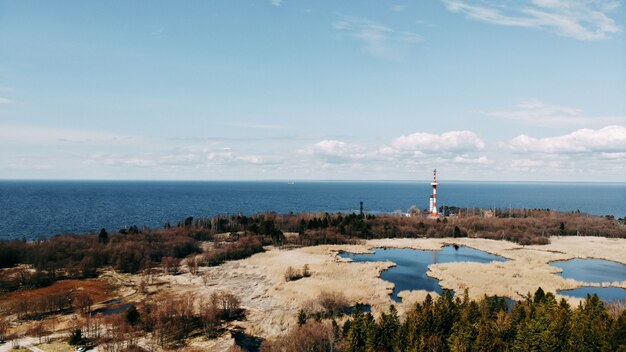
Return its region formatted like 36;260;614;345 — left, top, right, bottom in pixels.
448;319;476;352
297;309;307;326
610;309;626;351
373;305;400;352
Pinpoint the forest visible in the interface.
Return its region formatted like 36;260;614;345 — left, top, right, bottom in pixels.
264;289;626;352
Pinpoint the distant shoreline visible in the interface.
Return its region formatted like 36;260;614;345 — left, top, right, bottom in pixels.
1;179;626;184
2;182;625;239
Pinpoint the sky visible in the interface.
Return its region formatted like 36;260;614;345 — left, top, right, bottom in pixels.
1;0;625;182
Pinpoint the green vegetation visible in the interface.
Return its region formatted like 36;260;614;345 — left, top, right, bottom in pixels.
264;289;626;352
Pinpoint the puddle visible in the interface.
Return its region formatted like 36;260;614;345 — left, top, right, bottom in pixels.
92;301;134;316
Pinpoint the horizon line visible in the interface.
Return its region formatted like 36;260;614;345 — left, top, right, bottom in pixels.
1;178;625;185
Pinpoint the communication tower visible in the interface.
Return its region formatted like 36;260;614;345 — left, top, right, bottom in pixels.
429;169;439;218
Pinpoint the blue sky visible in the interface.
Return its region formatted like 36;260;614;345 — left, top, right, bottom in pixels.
1;0;625;181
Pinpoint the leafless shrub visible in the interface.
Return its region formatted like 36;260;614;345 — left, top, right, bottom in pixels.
261;320;336;352
161;257;180;275
606;299;626;319
284;264;312;282
301;291;350;320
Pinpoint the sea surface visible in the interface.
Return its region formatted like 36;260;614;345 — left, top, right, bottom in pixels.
1;180;625;239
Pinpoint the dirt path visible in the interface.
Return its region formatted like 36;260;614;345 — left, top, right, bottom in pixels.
0;337;42;352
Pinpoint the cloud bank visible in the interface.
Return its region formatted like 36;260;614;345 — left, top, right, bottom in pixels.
2;122;625;181
509;125;626;153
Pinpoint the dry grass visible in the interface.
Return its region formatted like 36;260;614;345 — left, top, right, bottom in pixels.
0;279;116;316
0;279;115;306
35;340;74;352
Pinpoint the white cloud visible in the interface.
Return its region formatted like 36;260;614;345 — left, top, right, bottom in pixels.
443;0;622;40
511;158;545;171
333;15;422;59
509;125;626;153
299;140;367;163
303;140;350;155
0;97;12;104
207;148;275;165
453;155;493;164
0;124;136;145
600;152;626;159
385;130;486;154
392;5;407;12
270;0;282;7
83;148;274;170
485;99;626;128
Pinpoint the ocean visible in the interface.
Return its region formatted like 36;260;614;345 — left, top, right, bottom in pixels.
1;180;625;239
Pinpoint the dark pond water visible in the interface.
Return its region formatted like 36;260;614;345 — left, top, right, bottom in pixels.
339;245;507;302
92;299;134;316
345;303;372;314
551;258;626;283
558;287;626;302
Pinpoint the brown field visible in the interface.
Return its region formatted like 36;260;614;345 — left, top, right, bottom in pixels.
0;279;116;309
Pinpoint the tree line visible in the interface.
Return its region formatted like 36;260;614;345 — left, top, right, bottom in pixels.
1;210;624;293
263;289;626;352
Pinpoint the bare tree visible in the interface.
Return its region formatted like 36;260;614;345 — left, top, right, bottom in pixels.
186;256;199;276
0;318;8;342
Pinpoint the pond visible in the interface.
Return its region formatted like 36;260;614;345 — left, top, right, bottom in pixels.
558;287;626;302
92;299;134;316
550;258;626;283
339;245;507;302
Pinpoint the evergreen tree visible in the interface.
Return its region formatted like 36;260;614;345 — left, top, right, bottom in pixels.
372;305;400;352
448;319;476;352
567;295;612;352
98;228;108;244
345;309;368;352
297;309;307;326
610;309;626;351
126;305;140;325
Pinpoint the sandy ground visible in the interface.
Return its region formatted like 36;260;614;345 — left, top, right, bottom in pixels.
150;236;626;349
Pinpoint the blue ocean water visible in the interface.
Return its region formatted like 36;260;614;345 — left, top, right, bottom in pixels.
0;180;624;239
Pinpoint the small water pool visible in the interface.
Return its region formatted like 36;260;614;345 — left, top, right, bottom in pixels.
92;301;134;316
558;286;626;302
339;245;507;302
551;258;626;283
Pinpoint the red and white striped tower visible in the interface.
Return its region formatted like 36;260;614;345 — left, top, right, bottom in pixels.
430;169;439;218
